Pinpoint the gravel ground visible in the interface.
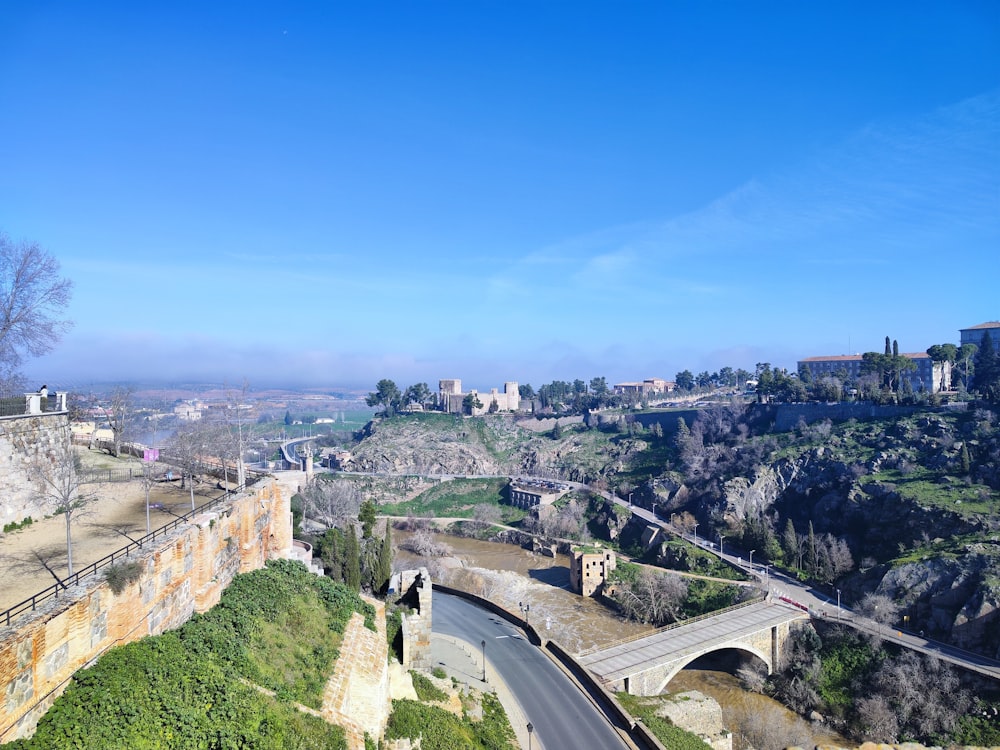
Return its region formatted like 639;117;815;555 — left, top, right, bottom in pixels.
0;447;228;612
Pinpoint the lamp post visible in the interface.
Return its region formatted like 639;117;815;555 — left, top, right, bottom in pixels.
519;601;530;627
481;640;486;682
628;492;633;508
693;523;698;544
719;534;724;557
527;722;534;750
748;549;756;573
764;563;770;588
836;589;841;621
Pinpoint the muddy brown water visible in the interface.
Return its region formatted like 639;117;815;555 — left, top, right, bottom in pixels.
395;530;851;749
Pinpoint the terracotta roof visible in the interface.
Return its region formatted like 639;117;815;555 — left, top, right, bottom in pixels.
961;321;1000;331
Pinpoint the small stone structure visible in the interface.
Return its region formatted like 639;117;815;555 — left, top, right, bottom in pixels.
397;568;433;671
569;547;617;597
659;690;732;750
506;478;569;510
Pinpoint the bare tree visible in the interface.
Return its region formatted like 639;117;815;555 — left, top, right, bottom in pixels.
301;478;363;528
0;234;73;388
856;592;900;637
166;420;210;510
101;386;135;457
34;452;97;577
855;695;899;743
612;568;687;626
401;528;452;557
471;503;503;533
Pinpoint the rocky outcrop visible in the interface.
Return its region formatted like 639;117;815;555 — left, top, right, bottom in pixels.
344;415;648;483
877;547;1000;658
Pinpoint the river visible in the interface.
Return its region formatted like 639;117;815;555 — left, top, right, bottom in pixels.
395;530;851;750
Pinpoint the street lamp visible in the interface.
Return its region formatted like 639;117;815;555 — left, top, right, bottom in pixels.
748;549;756;572
764;563;770;588
481;640;486;682
836;589;841;621
628;492;633;508
693;523;698;544
519;601;530;627
719;534;724;557
527;722;534;750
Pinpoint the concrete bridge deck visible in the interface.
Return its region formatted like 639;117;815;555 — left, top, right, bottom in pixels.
578;600;808;695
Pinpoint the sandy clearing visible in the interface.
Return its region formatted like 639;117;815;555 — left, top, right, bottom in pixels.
0;448;232;612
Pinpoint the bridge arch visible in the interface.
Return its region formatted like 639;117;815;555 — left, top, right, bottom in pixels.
652;642;772;695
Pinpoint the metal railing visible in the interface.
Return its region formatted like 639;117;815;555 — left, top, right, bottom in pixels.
0;475;263;628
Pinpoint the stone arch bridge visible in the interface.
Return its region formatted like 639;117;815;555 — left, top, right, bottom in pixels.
576;599;808;696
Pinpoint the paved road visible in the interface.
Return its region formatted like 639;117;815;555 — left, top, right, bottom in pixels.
432;591;631;750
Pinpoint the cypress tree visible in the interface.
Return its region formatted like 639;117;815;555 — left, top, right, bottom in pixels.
782;518;798;567
961;442;971;476
345;524;361;591
376;523;393;594
807;521;818;576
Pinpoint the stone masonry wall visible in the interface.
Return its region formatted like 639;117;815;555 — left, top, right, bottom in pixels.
398;568;432;671
0;477;292;743
322;597;390;750
0;413;73;528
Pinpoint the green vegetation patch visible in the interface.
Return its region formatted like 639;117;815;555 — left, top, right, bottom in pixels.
385;695;516;750
409;670;449;703
614;693;713;750
380;478;513;520
9;559;373;749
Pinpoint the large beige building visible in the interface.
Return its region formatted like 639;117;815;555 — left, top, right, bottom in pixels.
438;379;524;415
613;378;675;396
960;321;1000;350
798;352;950;393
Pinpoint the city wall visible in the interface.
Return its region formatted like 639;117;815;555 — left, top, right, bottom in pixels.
0;478;292;743
0;412;73;529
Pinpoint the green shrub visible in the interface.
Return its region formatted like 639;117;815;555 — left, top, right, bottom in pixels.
3;516;33;533
410;670;448;702
103;560;144;594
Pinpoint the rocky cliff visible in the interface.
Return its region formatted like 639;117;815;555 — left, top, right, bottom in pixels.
343;413;648;483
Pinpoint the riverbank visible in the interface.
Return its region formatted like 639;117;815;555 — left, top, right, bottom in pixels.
394;529;852;749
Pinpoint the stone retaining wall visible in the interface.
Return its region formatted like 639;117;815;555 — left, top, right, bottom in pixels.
0;412;73;528
322;597;390;750
0;478;292;743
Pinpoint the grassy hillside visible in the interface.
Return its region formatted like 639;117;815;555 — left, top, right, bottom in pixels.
9;560;373;750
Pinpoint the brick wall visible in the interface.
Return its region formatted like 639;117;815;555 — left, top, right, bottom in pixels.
0;478;292;743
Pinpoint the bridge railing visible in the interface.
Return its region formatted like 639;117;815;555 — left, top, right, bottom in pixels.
576;595;766;657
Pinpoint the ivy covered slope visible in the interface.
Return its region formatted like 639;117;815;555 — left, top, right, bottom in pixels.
9;560;374;750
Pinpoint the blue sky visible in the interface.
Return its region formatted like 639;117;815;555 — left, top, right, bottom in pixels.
2;2;998;392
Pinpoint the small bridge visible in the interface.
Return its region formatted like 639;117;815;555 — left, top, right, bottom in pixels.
577;599;808;696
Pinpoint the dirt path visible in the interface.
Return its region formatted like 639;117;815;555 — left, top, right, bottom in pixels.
0;448;226;612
